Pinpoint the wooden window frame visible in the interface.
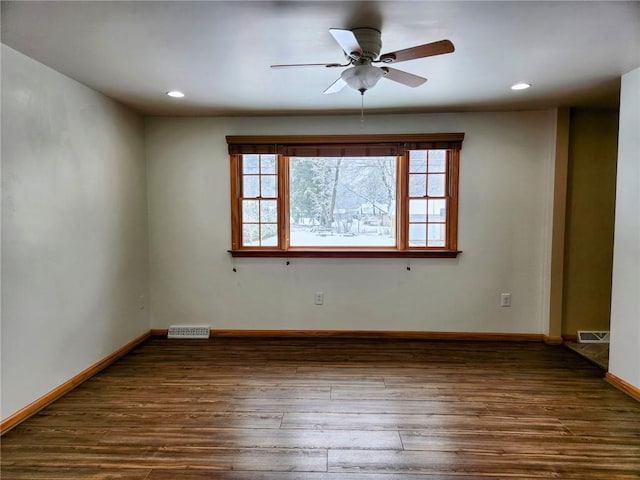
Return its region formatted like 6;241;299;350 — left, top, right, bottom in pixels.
228;134;463;258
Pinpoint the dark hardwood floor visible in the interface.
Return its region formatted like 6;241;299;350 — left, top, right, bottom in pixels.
2;337;640;479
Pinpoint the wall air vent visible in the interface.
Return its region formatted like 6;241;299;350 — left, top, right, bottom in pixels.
577;331;610;344
167;325;211;339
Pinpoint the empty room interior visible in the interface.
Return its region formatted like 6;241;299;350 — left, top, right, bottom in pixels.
1;1;639;478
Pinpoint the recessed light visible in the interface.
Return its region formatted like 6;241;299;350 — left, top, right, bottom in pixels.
511;83;531;91
166;90;185;98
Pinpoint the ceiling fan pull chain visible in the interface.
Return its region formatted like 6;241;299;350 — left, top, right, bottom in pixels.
360;91;365;127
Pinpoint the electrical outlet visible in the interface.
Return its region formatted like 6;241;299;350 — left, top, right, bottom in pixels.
314;292;324;305
500;293;512;307
139;294;145;310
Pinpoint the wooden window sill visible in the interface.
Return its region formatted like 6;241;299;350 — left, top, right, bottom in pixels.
228;249;462;258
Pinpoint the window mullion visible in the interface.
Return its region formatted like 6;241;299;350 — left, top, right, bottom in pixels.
279;155;289;250
397;154;408;250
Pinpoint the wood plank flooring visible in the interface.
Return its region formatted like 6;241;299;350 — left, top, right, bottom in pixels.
2;337;640;479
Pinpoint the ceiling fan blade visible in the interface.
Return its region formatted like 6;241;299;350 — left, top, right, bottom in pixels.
378;39;454;64
329;28;363;58
381;67;427;88
323;77;348;94
271;62;346;69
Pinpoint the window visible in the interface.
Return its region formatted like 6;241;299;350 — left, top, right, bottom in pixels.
228;134;463;258
239;154;278;247
407;150;448;248
289;156;397;248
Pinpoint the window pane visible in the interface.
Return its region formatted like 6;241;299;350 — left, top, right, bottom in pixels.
409;174;427;197
242;200;259;222
427;174;446;197
242;224;259;246
261;175;277;198
428;223;446;247
409;199;427;223
428;150;446;172
239;155;279;247
243;175;259;198
428;199;446;222
409;150;427;172
289;156;396;247
409;224;426;247
261;224;278;246
243;155;259;174
260;200;278;222
260;155;277;174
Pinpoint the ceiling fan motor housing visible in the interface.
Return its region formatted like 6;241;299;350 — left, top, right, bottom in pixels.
351;28;382;62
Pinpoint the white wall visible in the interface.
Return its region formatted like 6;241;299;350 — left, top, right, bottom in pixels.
609;67;640;389
146;111;556;334
1;46;149;420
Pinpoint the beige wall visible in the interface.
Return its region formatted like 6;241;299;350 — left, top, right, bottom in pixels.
1;46;149;420
609;67;640;389
547;108;570;341
146;112;556;335
562;108;618;336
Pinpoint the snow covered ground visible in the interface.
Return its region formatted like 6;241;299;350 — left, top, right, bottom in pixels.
289;225;396;247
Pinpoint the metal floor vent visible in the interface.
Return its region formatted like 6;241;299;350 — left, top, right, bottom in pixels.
577;330;610;343
167;325;211;339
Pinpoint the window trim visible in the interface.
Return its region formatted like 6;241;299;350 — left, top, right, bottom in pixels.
228;134;463;258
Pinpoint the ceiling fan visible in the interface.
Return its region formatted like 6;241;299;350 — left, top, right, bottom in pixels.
271;28;455;95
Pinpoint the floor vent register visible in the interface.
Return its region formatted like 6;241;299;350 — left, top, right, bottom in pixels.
167;325;211;339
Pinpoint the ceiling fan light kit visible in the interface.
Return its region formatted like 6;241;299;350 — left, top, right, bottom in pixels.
341;64;385;94
271;27;455;96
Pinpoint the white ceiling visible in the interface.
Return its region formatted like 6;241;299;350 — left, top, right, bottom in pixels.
2;1;639;116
